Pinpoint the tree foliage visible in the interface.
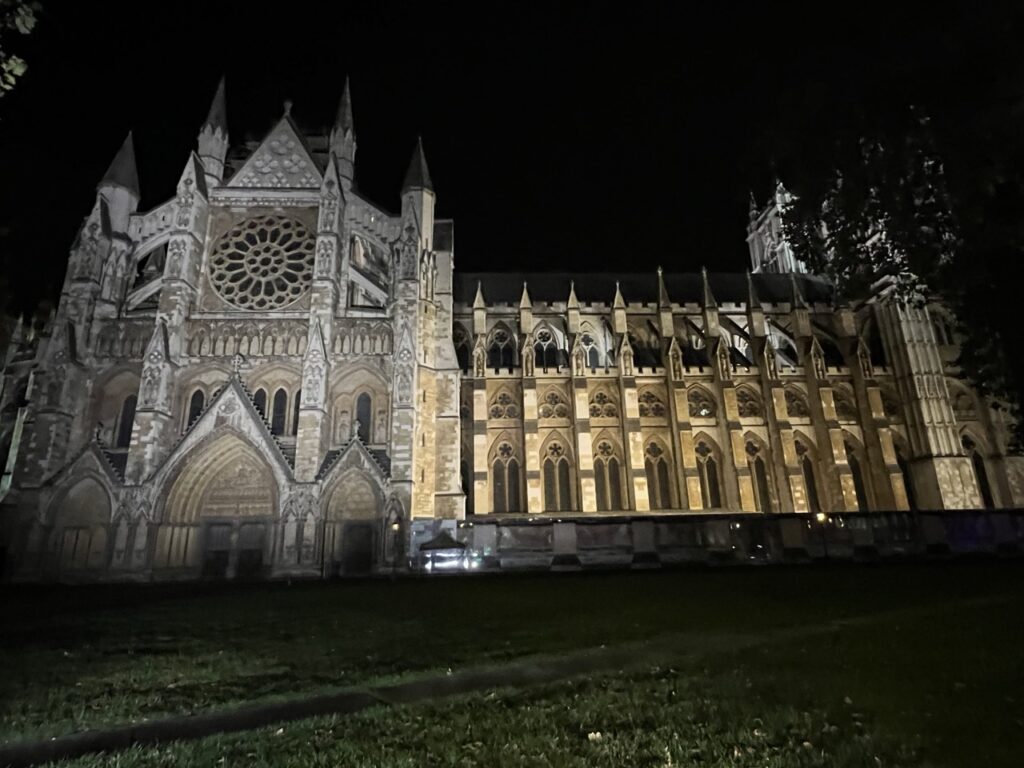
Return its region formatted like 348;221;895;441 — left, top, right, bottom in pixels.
0;0;38;100
781;102;1024;443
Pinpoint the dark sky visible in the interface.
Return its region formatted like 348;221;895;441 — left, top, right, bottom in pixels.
0;1;1021;317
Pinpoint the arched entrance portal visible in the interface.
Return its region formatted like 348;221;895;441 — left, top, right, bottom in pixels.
163;434;277;580
325;470;382;576
51;478;111;575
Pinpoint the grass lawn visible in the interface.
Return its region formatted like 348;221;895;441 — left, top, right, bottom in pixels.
2;562;1023;766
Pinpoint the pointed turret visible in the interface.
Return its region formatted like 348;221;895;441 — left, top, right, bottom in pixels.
403;136;433;192
567;280;579;310
790;272;807;309
612;281;627;335
566;280;580;334
198;76;229;188
745;270;761;310
700;267;717;310
330;77;357;190
745;270;765;338
473;280;486;336
748;190;758;220
519;282;532;309
657;267;673;337
98;132;140;233
100;132;140;197
789;273;811;338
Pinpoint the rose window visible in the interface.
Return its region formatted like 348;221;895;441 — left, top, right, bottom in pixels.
208;216;315;310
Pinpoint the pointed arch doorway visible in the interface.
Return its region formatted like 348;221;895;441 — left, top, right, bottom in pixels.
162;434;277;580
324;470;383;576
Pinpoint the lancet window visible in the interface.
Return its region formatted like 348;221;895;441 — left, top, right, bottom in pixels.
186;389;205;428
745;440;773;513
542;440;574;512
114;395;137;449
694;438;722;508
594;440;624;512
644;441;673;510
795;439;822;514
533;326;560;371
492;441;522;513
487;324;517;371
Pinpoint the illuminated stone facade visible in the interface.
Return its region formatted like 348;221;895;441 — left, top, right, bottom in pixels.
1;83;1021;581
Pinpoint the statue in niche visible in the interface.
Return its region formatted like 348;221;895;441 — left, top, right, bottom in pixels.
716;341;731;381
375;409;388;440
351;418;362;441
337;409;351;443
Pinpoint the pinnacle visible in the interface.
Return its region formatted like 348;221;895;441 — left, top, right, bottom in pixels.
335;76;355;136
403;135;433;192
203;76;228;134
100;132;140;197
701;267;717;310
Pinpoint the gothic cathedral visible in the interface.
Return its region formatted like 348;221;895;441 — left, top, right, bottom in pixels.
1;81;1021;580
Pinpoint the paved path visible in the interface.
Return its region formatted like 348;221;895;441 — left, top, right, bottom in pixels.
0;595;1009;768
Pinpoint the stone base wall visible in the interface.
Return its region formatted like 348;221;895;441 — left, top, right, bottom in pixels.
4;509;1023;582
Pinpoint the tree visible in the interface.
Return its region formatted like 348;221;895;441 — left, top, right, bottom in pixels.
781;104;1024;445
0;0;38;102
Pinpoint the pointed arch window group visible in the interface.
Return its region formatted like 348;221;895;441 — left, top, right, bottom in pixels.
492;441;522;513
644;441;673;510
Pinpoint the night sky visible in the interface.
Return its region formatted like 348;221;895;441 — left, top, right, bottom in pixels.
0;1;1021;317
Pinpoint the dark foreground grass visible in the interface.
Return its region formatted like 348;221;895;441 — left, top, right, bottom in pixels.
2;561;1022;759
43;593;1023;768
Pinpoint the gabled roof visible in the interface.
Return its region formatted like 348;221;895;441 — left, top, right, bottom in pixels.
225;112;323;189
150;374;295;488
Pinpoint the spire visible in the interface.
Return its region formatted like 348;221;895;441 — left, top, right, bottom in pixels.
657;266;671;308
790;272;807;309
473;280;486;309
519;281;532;309
613;281;626;309
335;76;354;138
700;267;717;309
402;135;433;192
567;280;579;309
745;270;761;310
100;132;140;197
330;78;357;189
748;190;759;220
202;76;228;136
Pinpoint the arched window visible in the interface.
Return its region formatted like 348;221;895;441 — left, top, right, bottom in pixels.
453;324;471;374
115;395;137;448
589;390;618;419
271;388;288;435
694;439;722;508
962;435;995;509
356;393;372;443
745;440;773;513
844;441;869;511
580;330;602;370
186;389;205;427
538;389;569;419
834;390;858;421
491;441;521;513
736;387;763;418
253;388;267;418
639;389;668;418
785;388;810;418
688;388;716;418
292;389;302;436
796;440;821;514
644;441;673;510
542;441;573;512
488;390;520;419
487;325;516;371
594;440;624;511
533;327;560;371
